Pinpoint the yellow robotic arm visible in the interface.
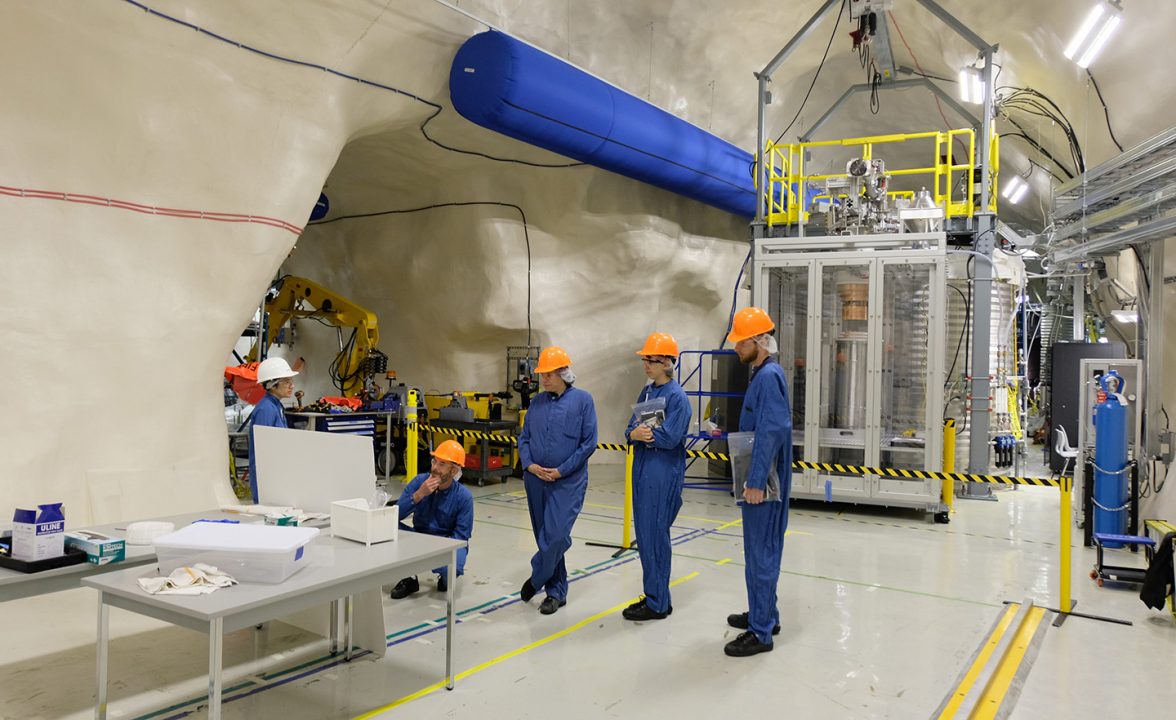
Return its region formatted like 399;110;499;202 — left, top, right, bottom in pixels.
246;276;381;398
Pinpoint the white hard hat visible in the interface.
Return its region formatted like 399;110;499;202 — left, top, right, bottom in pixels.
257;357;299;384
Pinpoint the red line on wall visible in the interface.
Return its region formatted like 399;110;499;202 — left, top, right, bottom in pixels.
0;184;304;235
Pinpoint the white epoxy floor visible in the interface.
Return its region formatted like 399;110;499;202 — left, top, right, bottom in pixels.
2;466;1174;719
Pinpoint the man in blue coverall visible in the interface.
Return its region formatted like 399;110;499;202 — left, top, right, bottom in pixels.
247;356;299;504
623;332;691;622
724;307;793;657
390;439;474;598
518;346;598;615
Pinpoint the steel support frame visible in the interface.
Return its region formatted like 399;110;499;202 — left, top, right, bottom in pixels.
799;77;980;142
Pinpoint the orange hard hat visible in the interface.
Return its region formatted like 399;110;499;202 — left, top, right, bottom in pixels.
534;346;572;374
432;439;466;466
726;307;775;343
635;332;679;358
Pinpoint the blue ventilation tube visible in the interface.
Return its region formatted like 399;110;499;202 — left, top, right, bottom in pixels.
449;31;760;218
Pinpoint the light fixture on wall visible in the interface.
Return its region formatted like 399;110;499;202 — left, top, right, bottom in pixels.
1063;0;1123;68
1002;174;1030;204
957;65;984;104
1110;309;1139;324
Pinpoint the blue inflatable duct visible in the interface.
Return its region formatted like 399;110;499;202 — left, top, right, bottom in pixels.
449;31;759;218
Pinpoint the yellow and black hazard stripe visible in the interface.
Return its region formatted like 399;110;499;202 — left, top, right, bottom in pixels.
408;422;1070;489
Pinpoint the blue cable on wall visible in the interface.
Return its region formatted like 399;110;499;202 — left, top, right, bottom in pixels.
450;31;763;218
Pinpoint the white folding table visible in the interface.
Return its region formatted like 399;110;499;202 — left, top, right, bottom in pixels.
84;532;463;719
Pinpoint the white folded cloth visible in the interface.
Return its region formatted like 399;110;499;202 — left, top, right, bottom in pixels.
138;563;238;595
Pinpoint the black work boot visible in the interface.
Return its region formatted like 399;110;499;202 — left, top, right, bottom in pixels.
436;574;448;593
539;596;566;615
520;578;537;602
623;602;672;621
726;612;781;634
390;576;419;599
724;630;774;657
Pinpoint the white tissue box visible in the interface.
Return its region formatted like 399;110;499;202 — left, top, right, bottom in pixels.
331;499;398;546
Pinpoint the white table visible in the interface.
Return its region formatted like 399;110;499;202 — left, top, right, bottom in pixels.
0;511;242;603
84;532;463;720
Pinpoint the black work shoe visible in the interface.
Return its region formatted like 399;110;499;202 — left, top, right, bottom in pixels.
520;579;537;602
436;574;448;593
539;596;567;615
726;612;781;635
724;630;774;657
390;576;419;599
623;602;672;621
625;598;647;613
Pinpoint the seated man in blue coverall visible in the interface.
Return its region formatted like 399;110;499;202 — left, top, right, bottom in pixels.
389;439;475;598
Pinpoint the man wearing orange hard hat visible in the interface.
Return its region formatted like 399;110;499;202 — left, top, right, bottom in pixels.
517;346;598;615
622;332;692;622
722;307;793;657
389;439;474;599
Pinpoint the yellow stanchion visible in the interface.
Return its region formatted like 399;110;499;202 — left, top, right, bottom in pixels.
405;389;419;480
1060;478;1073;614
621;445;634;549
943;419;956;513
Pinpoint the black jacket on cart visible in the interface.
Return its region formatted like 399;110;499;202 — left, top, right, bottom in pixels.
1140;532;1176;611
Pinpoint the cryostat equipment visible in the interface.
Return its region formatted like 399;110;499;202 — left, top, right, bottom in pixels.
752;231;948;521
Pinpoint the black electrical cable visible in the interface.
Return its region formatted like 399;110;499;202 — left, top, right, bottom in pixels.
772;0;846;144
309;201;533;349
1086;69;1125;153
122;0;584;169
945;283;970;390
868;66;882;115
1131;245;1150;292
999;86;1086;173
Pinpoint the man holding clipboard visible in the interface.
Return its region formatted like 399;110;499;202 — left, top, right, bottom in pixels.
724;307;793;657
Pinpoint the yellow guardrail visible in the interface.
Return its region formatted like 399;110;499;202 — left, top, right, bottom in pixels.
762;128;999;228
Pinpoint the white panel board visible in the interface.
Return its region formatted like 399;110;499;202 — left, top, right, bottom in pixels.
253;426;376;513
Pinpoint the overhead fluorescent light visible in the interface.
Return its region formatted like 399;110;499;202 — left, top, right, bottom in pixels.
958;66;984;104
1002;175;1030;204
1064;1;1123;68
1111;309;1139;323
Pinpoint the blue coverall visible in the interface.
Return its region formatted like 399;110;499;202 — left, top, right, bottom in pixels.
397;473;474;576
738;356;793;644
247;392;288;504
519;386;598;601
625;380;691;614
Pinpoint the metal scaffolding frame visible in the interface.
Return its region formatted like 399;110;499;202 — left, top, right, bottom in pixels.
751;0;1000;475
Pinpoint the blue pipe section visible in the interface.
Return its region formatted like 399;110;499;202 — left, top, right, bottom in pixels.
449;31;759;217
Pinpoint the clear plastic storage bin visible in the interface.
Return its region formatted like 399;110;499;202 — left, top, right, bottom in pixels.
153;523;319;583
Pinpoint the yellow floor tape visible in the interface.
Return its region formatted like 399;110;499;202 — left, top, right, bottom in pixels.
354;572;701;718
937;604;1048;719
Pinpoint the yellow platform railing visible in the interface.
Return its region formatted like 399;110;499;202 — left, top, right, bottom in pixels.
762;128;999;228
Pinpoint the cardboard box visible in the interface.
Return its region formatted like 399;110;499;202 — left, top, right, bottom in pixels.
12;504;65;562
64;530;126;566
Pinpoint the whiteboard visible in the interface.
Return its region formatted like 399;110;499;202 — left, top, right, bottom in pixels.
253;426;377;513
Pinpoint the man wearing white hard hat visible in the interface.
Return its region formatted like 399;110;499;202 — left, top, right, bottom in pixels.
246;357;299;503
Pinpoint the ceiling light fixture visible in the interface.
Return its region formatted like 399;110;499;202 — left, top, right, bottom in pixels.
957;66;984;104
1064;1;1123;68
1002;175;1030;204
1111;309;1139;324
